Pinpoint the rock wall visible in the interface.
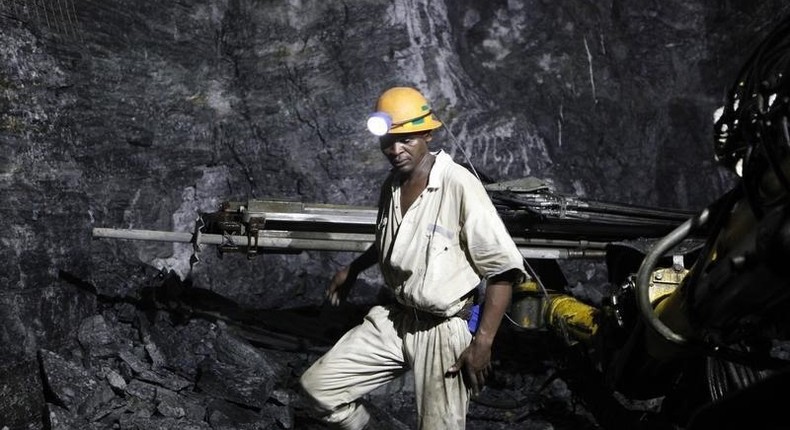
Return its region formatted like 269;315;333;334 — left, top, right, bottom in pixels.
1;0;789;427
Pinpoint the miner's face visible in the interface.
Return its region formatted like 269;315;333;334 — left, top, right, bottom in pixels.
379;132;431;174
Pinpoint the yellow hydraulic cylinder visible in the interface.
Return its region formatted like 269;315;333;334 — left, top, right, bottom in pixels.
544;294;599;343
510;267;688;348
510;281;599;345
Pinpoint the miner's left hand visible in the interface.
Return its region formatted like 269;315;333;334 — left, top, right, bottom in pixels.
446;337;492;396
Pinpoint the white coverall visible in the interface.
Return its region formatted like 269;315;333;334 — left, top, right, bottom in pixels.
300;151;526;429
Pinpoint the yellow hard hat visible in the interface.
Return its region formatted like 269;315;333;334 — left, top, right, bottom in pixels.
367;87;443;135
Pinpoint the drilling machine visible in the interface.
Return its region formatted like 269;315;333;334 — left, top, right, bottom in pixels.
504;16;790;430
92;178;693;267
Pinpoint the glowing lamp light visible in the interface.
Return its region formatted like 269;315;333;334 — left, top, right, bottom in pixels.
367;112;392;136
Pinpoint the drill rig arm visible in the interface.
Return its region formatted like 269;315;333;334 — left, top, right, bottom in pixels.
92;178;699;261
93;200;378;255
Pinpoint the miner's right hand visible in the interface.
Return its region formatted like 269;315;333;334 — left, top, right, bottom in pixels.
327;266;357;306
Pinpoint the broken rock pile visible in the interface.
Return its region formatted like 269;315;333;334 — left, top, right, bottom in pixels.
39;306;304;429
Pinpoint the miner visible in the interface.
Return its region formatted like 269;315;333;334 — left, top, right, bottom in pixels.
300;86;527;429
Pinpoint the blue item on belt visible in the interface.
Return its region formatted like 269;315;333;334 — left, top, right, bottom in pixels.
467;304;480;333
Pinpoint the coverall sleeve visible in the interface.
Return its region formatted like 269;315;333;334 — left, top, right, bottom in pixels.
455;168;527;282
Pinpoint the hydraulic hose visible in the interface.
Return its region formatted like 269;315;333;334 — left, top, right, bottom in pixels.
635;208;710;345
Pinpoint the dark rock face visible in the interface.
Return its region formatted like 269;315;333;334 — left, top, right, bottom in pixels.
2;0;790;428
36;304;301;430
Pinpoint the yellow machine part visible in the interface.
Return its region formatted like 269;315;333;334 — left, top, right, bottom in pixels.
648;267;689;304
511;280;599;344
511;266;689;347
645;267;694;360
544;294;599;343
510;280;545;329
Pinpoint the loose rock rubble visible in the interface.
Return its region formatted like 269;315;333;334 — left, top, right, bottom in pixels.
39;305;303;430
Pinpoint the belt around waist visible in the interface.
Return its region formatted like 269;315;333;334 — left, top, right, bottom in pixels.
454;296;477;320
402;290;478;321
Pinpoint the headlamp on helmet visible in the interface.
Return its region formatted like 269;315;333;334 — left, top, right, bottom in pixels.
367;112;393;136
366;110;435;136
366;87;443;136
